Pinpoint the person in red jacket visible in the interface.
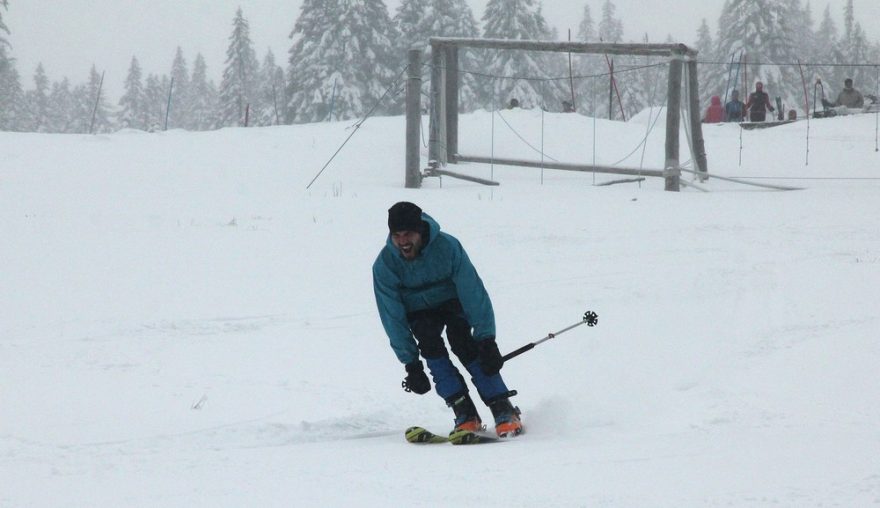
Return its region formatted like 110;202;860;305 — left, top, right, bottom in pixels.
745;81;775;122
703;95;724;123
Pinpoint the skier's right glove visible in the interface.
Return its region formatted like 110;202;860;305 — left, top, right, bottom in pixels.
476;337;504;375
402;360;431;394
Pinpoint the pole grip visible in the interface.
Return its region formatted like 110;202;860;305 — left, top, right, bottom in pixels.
502;343;535;362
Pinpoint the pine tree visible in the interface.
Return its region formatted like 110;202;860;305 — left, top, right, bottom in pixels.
598;0;623;44
79;65;113;133
189;54;218;130
481;0;566;110
0;0;8;61
118;56;145;130
694;19;715;105
256;48;285;125
47;78;75;133
143;74;167;131
595;0;630;119
395;0;431;52
572;3;604;115
168;47;191;129
25;63;51;132
712;0;802;113
0;63;24;131
394;0;481;111
0;0;23;131
287;0;401;123
218;8;259;127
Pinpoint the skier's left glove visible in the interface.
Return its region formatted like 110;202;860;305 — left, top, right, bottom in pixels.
402;360;431;394
476;337;504;375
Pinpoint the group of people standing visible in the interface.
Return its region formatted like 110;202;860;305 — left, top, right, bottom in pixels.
704;78;864;124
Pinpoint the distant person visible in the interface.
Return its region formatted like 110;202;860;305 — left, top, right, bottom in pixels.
562;100;575;113
702;95;724;123
507;98;520;109
745;81;775;122
833;78;865;109
724;90;746;122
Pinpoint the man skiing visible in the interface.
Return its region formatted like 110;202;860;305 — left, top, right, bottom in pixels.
745;81;775;122
372;202;523;438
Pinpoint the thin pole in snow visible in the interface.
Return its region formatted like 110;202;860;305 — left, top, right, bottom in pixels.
89;70;105;134
164;77;174;131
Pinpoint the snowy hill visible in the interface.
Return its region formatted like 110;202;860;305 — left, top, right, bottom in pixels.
2;111;879;507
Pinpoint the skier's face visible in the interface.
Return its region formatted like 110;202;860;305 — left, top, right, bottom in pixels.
392;230;423;260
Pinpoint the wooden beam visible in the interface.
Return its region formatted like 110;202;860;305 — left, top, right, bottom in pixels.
425;166;500;186
686;59;709;180
456;154;665;178
405;49;422;189
665;58;683;191
445;46;459;163
428;37;696;57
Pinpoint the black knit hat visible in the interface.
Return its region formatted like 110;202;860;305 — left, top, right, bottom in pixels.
388;201;424;233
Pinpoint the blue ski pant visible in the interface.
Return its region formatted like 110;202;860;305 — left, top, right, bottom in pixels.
407;299;510;404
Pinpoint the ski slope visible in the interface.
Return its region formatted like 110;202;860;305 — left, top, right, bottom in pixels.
2;110;879;507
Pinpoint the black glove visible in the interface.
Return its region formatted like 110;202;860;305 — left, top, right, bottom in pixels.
476;337;504;375
402;360;431;394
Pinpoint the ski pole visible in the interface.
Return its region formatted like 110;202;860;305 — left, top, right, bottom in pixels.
502;311;598;362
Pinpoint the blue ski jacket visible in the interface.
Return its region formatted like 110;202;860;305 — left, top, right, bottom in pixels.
372;213;495;364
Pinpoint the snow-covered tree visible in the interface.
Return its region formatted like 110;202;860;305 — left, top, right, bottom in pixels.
118;56;145;129
256;48;285;125
571;4;604;115
0;0;9;61
0;0;24;131
694;18;715;105
0;62;24;131
395;0;431;52
143;74;168;131
189;54;218;130
46;78;75;132
712;0;802;111
287;0;401;124
82;65;112;133
168;47;191;129
394;0;482;111
598;0;623;44
809;4;840;97
481;0;566;110
217;8;259;127
25;63;51;132
595;0;630;119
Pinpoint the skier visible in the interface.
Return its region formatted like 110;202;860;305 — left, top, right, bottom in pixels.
702;95;724;123
724;90;746;122
745;81;775;122
372;202;523;438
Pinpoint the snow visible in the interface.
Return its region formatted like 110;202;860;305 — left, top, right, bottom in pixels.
2;110;880;507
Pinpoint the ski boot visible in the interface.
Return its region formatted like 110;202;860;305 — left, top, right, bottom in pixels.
489;397;523;438
447;393;482;433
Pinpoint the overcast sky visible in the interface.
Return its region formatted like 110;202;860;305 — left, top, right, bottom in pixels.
5;0;880;101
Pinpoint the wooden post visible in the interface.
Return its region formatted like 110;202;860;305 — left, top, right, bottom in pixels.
428;44;447;166
405;49;422;189
608;58;614;120
687;58;709;181
665;56;683;192
444;46;459;163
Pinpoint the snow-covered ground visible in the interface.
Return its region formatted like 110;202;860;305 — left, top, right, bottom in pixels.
2;110;879;507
